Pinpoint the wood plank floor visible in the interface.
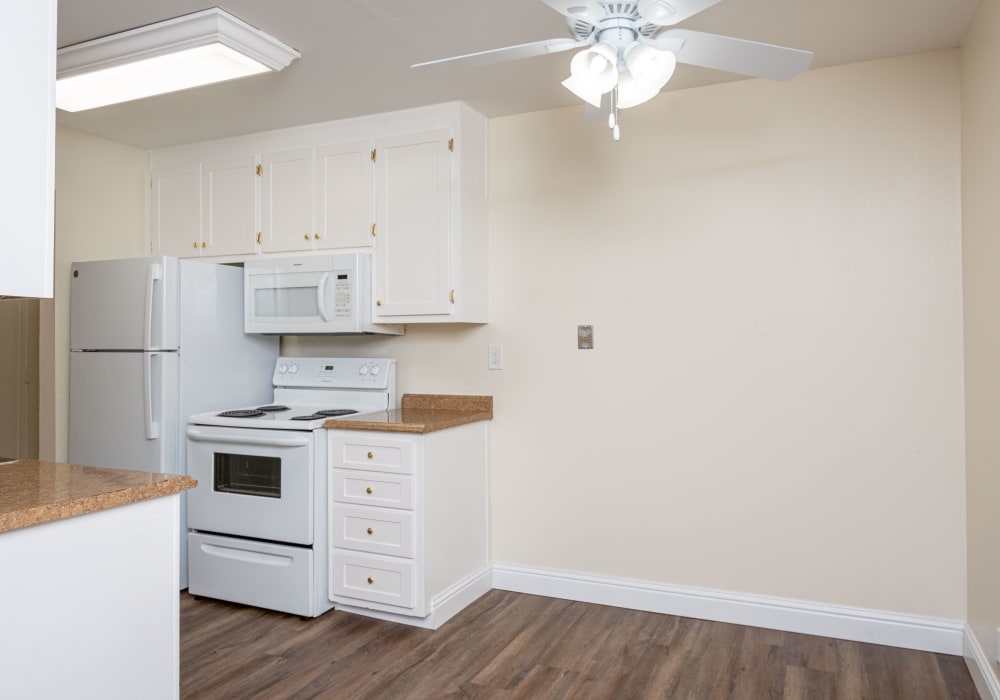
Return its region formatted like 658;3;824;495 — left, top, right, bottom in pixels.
180;590;979;699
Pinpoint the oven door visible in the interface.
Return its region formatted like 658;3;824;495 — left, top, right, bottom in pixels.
186;425;314;545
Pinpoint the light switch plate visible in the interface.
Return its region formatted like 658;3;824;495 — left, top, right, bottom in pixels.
577;325;594;349
488;343;503;370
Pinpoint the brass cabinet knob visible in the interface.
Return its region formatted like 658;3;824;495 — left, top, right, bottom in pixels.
367;576;374;585
304;234;310;241
367;451;374;459
192;242;198;249
376;300;382;307
366;527;374;535
366;486;373;494
201;241;207;248
314;233;320;240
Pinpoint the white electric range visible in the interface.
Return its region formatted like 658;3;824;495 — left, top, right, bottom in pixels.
185;356;396;617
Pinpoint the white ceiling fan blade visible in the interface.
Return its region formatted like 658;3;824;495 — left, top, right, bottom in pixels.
655;29;814;81
412;37;592;72
541;0;606;22
638;0;724;26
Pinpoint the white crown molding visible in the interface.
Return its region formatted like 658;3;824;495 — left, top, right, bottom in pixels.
492;562;964;655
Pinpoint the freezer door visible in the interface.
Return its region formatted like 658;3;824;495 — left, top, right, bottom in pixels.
68;351;180;474
70;256;180;351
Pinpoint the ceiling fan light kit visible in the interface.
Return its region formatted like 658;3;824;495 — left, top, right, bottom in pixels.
56;7;300;112
413;0;813;142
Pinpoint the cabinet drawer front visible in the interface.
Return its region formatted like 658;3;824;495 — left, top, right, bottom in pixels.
332;505;415;557
333;436;415;474
332;468;415;509
331;551;415;609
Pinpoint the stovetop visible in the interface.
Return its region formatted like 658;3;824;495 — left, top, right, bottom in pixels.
188;357;396;431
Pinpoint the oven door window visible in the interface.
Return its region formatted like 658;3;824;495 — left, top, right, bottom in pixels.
214;453;281;498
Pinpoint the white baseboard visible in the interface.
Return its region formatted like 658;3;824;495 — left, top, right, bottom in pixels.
964;624;1000;700
335;565;492;630
492;562;964;655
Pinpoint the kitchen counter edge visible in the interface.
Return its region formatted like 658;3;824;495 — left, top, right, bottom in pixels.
324;394;493;434
0;460;197;534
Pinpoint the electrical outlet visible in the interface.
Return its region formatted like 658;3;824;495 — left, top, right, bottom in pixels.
577;325;594;350
488;344;503;370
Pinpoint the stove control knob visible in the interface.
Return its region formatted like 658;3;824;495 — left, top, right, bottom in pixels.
277;363;288;374
359;365;369;376
370;365;381;377
288;363;299;375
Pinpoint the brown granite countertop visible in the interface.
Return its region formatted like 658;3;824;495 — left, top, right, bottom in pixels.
324;394;493;434
0;460;197;534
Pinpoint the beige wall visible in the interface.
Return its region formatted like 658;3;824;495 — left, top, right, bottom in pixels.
40;128;148;461
962;0;1000;676
287;51;967;618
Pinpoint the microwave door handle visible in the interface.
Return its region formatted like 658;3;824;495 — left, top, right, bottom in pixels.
316;272;331;322
143;263;163;351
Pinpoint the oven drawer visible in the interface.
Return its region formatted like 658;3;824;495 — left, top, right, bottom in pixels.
331;550;415;609
330;434;415;475
188;533;314;617
332;468;415;509
332;505;415;557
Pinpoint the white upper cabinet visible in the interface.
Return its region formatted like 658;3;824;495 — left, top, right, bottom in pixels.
202;156;259;257
260;148;314;253
147;102;488;323
150;164;202;257
372;129;452;318
315;141;373;250
1;0;56;297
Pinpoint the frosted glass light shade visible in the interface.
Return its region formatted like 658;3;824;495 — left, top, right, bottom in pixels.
616;69;661;109
625;44;677;93
56;8;299;112
562;42;619;107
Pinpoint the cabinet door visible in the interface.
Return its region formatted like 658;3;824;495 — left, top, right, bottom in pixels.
315;141;373;250
0;0;56;297
260;148;315;253
150;164;202;257
373;129;452;317
202;156;257;256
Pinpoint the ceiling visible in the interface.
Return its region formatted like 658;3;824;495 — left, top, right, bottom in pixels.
55;0;981;150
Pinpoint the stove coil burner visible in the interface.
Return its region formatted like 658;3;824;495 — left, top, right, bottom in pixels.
316;409;359;417
256;405;289;412
290;414;325;421
218;409;265;418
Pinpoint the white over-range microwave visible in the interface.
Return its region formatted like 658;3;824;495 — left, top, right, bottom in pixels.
243;254;403;336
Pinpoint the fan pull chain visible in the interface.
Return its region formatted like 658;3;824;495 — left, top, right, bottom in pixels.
610;85;621;141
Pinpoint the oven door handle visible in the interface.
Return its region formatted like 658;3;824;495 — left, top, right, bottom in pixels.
186;427;311;448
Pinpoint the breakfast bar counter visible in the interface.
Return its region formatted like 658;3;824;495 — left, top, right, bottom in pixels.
324;393;493;433
0;459;195;700
0;459;196;533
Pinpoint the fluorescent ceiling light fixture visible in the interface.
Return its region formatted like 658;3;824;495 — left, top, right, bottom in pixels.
56;8;300;112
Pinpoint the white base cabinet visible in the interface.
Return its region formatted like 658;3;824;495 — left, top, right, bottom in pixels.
329;423;489;629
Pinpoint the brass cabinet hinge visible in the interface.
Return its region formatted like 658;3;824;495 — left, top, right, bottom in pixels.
370;149;376;162
256;232;262;245
448;138;454;152
370;223;376;237
449;289;455;304
256;164;262;176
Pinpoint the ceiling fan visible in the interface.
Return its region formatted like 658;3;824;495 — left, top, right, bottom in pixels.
413;0;814;139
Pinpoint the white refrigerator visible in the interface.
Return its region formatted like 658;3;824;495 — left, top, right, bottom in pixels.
68;256;279;588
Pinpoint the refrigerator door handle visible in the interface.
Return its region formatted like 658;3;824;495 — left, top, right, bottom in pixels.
143;352;160;440
144;263;163;351
316;272;331;322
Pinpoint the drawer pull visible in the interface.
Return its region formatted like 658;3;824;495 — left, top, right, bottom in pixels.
367;576;375;585
367;527;374;535
367;451;374;459
366;486;374;494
